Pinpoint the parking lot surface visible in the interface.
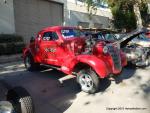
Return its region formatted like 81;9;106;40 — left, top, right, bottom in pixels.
0;61;150;113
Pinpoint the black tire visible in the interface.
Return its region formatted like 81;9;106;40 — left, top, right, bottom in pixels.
24;54;39;71
77;68;100;94
7;87;34;113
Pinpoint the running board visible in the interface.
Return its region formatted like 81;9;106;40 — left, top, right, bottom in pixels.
108;74;115;81
58;74;76;84
41;64;76;84
40;64;61;70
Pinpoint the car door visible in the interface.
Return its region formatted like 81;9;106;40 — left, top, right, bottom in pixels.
39;31;62;66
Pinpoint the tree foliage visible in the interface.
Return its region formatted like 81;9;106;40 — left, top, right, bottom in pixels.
83;0;149;30
109;0;136;30
140;0;149;24
107;0;148;30
83;0;105;19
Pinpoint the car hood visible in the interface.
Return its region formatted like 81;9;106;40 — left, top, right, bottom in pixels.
119;29;145;48
132;40;150;47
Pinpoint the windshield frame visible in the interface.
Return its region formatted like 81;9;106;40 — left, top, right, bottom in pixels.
95;32;118;41
133;33;150;41
61;29;85;39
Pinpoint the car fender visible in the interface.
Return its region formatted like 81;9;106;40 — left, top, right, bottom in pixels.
23;47;34;59
23;47;29;58
120;51;127;67
61;55;110;78
76;55;110;78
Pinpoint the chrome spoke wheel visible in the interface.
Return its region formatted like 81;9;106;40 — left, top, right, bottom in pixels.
77;69;100;93
145;55;150;66
25;56;31;69
79;73;94;91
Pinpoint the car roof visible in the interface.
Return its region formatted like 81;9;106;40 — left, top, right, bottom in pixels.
80;28;119;33
42;26;78;31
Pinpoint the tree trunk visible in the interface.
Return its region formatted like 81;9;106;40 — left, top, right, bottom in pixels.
133;3;143;28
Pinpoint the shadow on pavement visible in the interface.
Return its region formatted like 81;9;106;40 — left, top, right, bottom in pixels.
99;78;111;92
0;63;115;113
140;79;150;103
140;80;150;94
0;63;143;113
0;66;80;113
114;65;136;84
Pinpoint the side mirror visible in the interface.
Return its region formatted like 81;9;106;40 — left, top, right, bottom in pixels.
30;36;35;43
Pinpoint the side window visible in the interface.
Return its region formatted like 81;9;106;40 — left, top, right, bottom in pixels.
42;32;58;41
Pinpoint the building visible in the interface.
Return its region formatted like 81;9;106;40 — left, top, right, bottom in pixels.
0;0;113;43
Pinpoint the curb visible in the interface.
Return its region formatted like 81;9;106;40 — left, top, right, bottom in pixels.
0;54;22;64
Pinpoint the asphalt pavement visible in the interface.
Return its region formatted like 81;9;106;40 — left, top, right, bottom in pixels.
0;61;150;113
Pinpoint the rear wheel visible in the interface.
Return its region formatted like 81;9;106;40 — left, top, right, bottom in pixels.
77;68;100;94
24;54;39;71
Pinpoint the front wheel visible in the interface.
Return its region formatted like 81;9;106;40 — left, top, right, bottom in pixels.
77;68;100;94
145;55;150;66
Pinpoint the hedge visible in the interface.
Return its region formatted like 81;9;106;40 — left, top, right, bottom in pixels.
0;34;24;43
0;34;25;55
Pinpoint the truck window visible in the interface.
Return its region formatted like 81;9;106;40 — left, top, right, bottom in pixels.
43;32;58;41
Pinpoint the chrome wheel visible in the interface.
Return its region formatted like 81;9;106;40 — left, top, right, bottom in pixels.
145;55;150;66
25;56;31;69
145;59;149;66
77;69;100;93
148;55;150;65
79;73;94;91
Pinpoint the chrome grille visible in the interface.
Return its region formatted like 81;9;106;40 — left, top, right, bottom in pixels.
107;44;122;70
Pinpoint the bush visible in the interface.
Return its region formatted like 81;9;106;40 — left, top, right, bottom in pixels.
0;34;24;43
5;43;15;55
0;34;25;55
0;43;25;55
14;43;25;54
0;44;6;55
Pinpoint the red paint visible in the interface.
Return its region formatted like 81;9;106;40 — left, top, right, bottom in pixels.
146;31;150;38
23;26;127;78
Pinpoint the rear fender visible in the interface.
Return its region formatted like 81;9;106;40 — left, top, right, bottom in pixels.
23;47;34;60
23;48;29;58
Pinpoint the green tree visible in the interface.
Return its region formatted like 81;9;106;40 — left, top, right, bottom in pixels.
108;0;137;31
83;0;149;30
107;0;148;30
82;0;105;27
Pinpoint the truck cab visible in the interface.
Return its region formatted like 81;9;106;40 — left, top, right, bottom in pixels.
23;26;127;93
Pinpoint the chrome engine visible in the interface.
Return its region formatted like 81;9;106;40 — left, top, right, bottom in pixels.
123;45;150;66
84;36;122;70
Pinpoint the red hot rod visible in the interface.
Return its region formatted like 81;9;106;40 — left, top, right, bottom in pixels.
23;26;127;93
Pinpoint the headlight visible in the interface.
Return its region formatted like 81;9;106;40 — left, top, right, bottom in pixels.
103;46;108;53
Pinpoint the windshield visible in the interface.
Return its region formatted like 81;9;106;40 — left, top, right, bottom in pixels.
97;33;117;41
133;33;150;41
61;29;85;39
